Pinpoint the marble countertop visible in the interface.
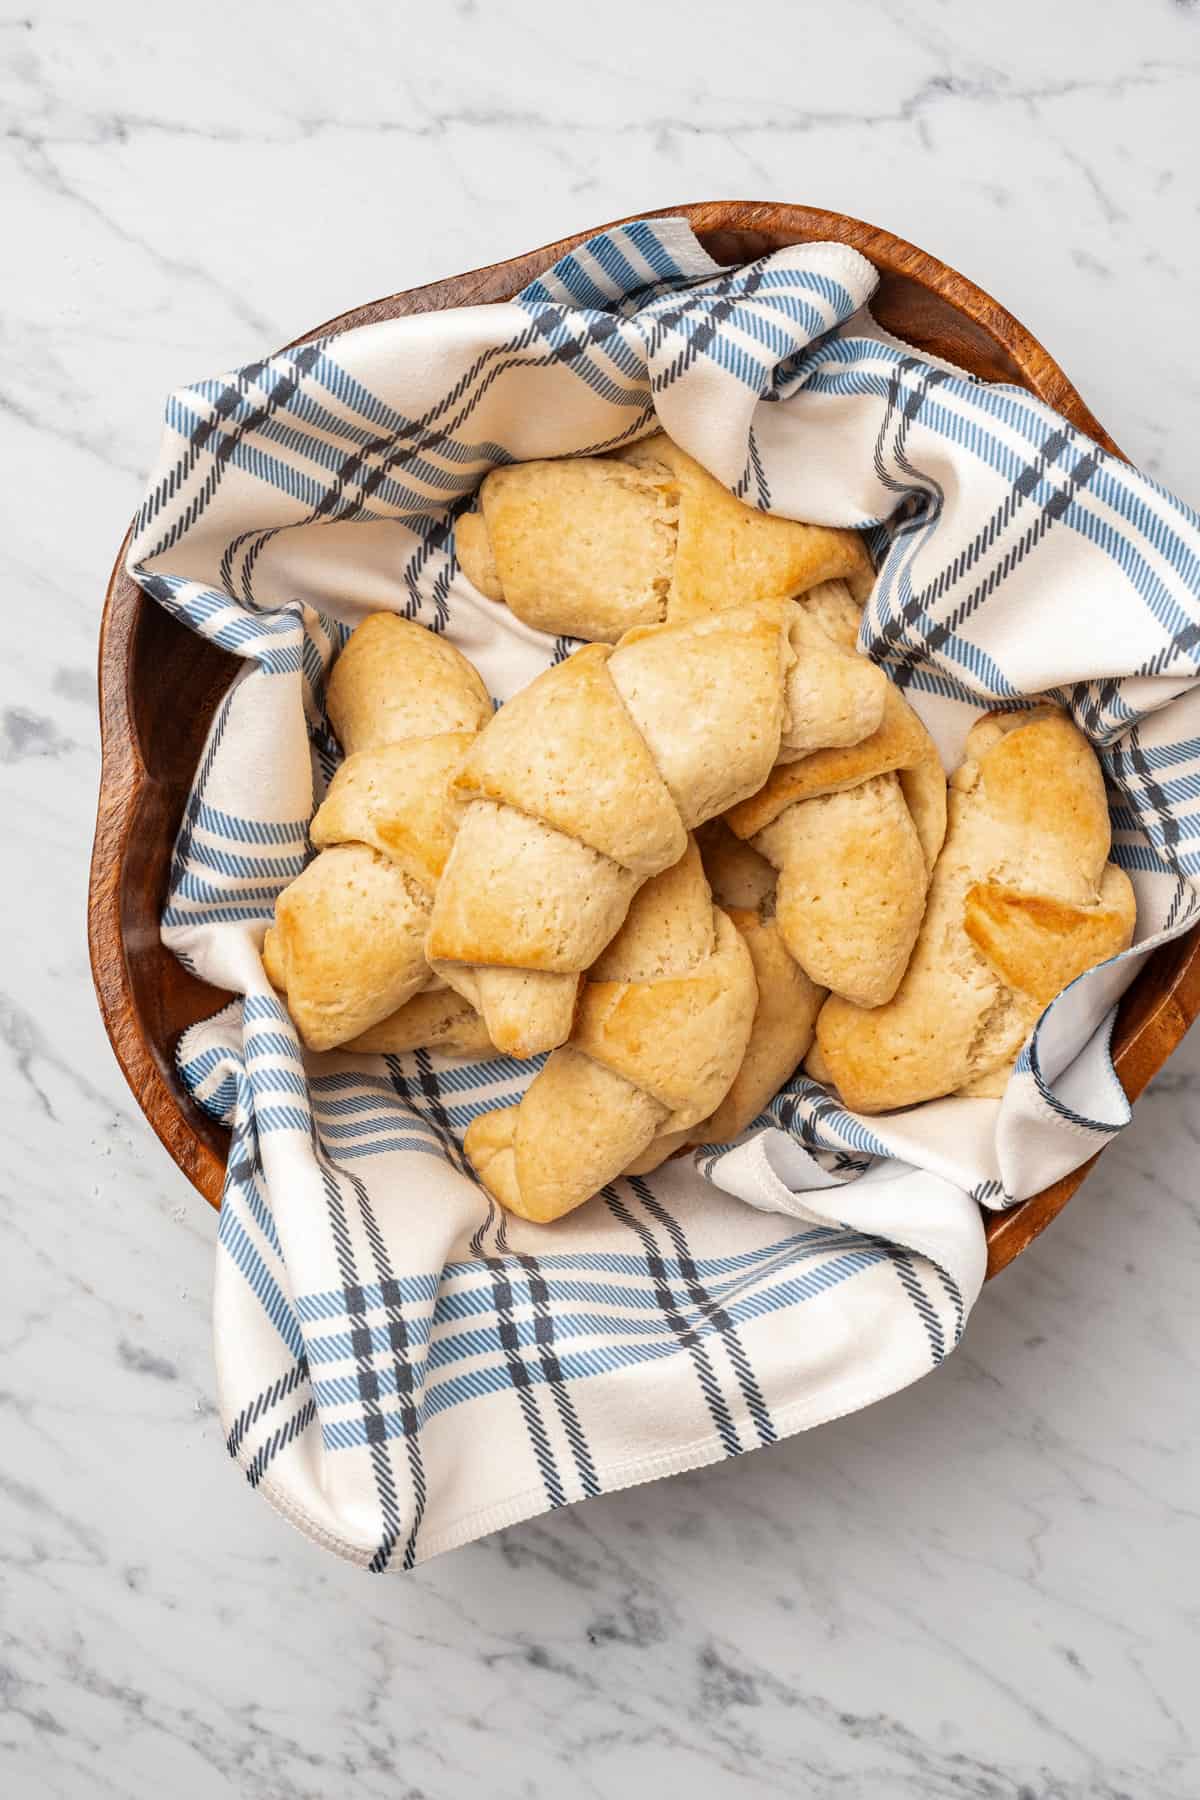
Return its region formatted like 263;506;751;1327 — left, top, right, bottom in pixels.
5;1;1200;1793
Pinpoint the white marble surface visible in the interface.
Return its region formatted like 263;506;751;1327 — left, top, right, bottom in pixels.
4;1;1200;1793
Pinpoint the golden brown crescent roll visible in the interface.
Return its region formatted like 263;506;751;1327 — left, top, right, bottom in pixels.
263;614;492;1051
263;844;435;1052
325;613;492;752
463;839;758;1223
455;431;874;641
426;598;882;1060
726;663;948;1009
810;708;1137;1112
688;822;825;1146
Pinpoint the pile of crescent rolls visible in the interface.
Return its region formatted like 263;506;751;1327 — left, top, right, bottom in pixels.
263;432;1137;1223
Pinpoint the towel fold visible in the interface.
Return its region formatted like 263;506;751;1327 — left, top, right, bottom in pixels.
131;218;1200;1569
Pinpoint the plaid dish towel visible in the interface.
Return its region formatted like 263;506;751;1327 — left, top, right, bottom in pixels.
132;219;1200;1569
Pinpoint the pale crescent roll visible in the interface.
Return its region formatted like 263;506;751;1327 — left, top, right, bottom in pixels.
263;614;492;1052
456;431;874;641
726;621;948;1009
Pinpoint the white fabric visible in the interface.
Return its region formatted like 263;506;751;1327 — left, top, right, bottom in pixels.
129;219;1200;1568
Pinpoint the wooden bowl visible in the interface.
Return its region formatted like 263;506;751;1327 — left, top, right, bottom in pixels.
88;200;1200;1277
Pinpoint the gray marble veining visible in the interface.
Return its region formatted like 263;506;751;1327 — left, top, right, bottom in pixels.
3;1;1200;1794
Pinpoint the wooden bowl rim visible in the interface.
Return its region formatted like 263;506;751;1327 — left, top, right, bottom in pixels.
88;198;1200;1278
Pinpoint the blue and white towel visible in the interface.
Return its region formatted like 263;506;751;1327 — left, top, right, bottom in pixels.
131;219;1200;1569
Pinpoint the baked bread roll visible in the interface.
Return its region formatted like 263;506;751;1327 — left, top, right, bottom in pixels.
342;987;494;1058
690;822;825;1145
426;599;885;1059
810;709;1137;1112
263;614;492;1051
614;823;830;1171
464;839;758;1223
455;431;874;641
725;608;948;1008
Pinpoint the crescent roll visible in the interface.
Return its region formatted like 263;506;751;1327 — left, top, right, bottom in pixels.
455;431;874;641
263;614;492;1051
726;588;948;1009
810;709;1137;1112
691;822;826;1146
464;839;758;1223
